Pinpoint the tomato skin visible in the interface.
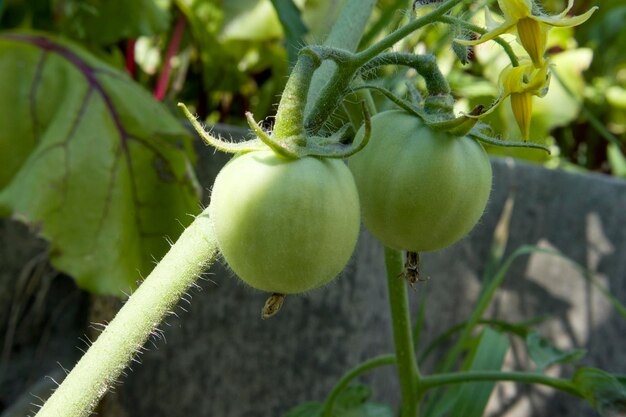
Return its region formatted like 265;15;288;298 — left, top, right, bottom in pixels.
209;151;360;294
348;110;492;252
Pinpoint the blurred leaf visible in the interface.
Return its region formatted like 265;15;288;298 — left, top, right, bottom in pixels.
533;49;593;132
419;317;544;364
282;402;323;417
607;86;626;110
526;332;586;373
281;385;393;417
270;0;308;67
54;0;169;45
427;327;510;417
607;143;626;178
0;32;199;296
333;385;393;417
574;368;626;417
221;0;283;41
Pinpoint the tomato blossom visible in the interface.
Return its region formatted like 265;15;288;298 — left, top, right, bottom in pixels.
455;0;598;67
498;61;551;140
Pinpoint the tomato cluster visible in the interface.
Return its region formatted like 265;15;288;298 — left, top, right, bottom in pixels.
209;111;492;294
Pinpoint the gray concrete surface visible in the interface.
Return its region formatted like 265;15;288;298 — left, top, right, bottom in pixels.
1;127;625;416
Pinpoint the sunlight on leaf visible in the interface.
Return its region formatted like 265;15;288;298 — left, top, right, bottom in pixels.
0;32;199;296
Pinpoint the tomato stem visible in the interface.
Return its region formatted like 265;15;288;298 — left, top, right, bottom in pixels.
385;247;422;417
420;371;582;397
34;209;218;417
305;0;465;133
273;52;320;141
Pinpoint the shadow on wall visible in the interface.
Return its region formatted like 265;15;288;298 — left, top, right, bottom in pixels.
1;137;625;417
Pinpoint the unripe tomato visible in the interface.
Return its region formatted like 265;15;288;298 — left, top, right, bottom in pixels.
348;110;492;252
209;151;360;294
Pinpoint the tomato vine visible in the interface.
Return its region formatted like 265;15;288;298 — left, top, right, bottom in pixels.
31;1;614;417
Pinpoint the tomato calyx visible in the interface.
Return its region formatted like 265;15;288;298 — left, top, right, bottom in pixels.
261;293;286;319
353;84;550;154
178;101;372;160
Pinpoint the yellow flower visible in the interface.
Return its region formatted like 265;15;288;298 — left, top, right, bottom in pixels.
500;61;551;140
476;61;551;141
456;0;598;67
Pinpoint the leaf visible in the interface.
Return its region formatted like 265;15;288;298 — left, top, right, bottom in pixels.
574;368;626;416
0;32;200;296
338;402;394;417
270;0;308;67
333;385;393;417
608;143;626;178
282;385;393;417
282;402;323;417
526;332;586;373
221;0;283;41
56;0;169;45
427;327;510;417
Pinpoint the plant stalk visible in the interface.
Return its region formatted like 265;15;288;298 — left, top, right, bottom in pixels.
421;371;582;398
385;247;421;417
35;209;218;417
273;52;320;141
305;0;464;132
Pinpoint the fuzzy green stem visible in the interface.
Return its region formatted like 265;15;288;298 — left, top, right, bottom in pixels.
361;52;451;96
421;371;582;398
355;0;463;63
305;0;464;131
305;0;377;121
322;354;397;417
35;209;218;417
385;247;421;417
273;52;320;141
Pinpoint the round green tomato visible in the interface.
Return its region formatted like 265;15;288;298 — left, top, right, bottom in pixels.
348;110;492;252
209;151;360;294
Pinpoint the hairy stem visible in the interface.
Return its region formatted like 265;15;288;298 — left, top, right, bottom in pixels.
385;247;421;417
305;0;377;123
361;52;451;96
35;209;218;417
421;371;582;398
322;354;397;417
273;52;319;141
306;0;464;131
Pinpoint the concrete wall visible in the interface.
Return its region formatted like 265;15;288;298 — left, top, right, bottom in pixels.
1;126;625;417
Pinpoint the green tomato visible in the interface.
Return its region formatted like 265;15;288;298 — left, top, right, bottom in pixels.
348;110;492;252
209;151;360;294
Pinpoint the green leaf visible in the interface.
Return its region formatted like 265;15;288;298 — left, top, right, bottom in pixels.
282;385;393;417
56;0;169;45
282;402;323;417
526;332;586;373
0;32;199;296
574;368;626;416
608;143;626;178
333;385;393;417
221;0;283;41
338;402;394;417
270;0;308;67
427;327;510;417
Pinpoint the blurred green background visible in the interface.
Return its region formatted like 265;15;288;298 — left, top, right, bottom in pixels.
2;0;623;174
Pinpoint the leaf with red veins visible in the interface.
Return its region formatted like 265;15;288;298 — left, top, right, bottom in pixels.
0;32;200;296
